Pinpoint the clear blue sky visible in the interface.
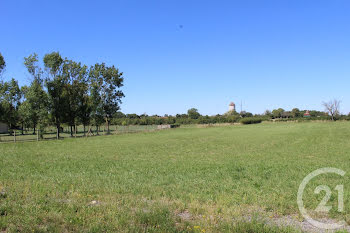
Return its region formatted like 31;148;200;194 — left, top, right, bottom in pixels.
1;0;350;115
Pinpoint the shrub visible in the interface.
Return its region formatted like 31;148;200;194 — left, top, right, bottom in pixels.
226;115;240;123
170;123;180;128
240;117;262;125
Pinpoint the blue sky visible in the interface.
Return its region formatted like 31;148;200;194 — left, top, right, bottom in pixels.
1;0;350;115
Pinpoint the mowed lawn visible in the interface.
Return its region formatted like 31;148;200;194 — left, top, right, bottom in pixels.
1;122;350;232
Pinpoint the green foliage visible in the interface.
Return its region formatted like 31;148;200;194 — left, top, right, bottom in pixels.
187;108;201;119
89;82;104;128
240;117;262;124
170;123;180;128
44;52;67;136
24;53;42;82
43;52;63;75
20;54;49;134
0;52;5;77
114;111;126;119
225;110;239;116
240;111;253;118
89;63;124;133
40;52;125;136
291;108;300;118
111;112;264;126
272;108;284;118
0;78;22;129
64;60;90;135
264;109;272;116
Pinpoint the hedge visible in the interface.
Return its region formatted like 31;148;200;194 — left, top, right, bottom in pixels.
240;118;262;125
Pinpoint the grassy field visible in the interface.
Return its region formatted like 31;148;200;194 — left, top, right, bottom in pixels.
1;122;350;232
0;125;159;143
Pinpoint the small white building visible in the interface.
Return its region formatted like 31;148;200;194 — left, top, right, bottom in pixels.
229;102;236;112
0;122;8;134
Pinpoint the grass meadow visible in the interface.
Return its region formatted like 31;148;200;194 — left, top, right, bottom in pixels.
1;122;350;232
0;125;159;143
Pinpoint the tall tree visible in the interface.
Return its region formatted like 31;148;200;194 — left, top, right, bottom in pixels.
76;66;92;136
44;52;67;138
89;63;124;134
77;90;92;136
89;82;104;134
20;53;48;135
64;60;88;136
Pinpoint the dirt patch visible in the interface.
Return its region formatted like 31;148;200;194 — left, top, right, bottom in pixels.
88;200;102;206
266;215;349;233
177;210;192;221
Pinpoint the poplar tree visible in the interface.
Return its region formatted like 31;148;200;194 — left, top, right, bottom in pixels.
89;63;124;134
44;52;66;138
19;53;48;135
64;60;88;136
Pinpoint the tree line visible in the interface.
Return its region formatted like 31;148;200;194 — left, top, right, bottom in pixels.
0;52;124;138
110;104;348;126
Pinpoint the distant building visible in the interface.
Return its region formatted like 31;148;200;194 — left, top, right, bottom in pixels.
229;102;236;112
0;122;8;133
304;110;311;117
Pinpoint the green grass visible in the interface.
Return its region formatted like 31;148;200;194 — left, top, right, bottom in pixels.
0;125;159;142
1;122;350;232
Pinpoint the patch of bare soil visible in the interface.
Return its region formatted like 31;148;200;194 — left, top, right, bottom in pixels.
266;215;350;233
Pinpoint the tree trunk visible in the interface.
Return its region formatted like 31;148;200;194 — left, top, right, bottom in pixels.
40;127;44;140
87;125;93;136
33;125;36;135
56;126;60;139
96;125;99;135
9;123;13;136
107;121;110;134
70;125;73;137
83;125;86;137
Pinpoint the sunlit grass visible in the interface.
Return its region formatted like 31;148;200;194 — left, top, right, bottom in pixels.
0;122;350;232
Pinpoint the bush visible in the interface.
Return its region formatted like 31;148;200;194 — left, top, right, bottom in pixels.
240;117;262;125
170;123;180;128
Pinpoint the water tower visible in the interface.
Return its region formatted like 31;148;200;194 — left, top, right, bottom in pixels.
229;102;236;112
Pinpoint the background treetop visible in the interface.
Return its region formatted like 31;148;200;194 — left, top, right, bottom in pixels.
0;53;6;78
